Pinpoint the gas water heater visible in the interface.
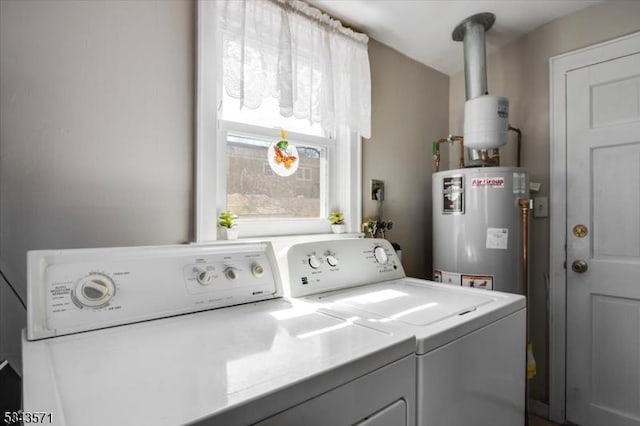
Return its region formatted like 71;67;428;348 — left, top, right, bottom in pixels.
432;13;530;294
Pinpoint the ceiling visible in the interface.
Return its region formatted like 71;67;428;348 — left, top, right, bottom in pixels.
309;1;601;76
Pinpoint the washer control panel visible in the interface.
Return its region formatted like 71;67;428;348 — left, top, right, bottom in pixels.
27;242;278;340
281;238;405;297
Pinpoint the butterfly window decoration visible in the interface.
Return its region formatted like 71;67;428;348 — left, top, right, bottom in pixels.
267;129;299;177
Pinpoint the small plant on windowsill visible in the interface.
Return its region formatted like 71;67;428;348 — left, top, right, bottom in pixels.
329;210;346;234
218;210;239;240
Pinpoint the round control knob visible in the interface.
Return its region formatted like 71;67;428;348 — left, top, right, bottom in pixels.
326;255;339;267
373;246;388;264
308;255;321;269
197;270;214;285
74;273;116;308
251;264;265;278
224;267;239;280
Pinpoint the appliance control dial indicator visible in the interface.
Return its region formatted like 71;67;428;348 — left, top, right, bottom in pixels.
308;255;322;269
251;264;265;278
373;246;389;264
224;267;239;280
72;273;116;308
326;255;339;267
196;270;215;285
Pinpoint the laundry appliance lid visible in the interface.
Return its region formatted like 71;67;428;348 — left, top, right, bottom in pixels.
312;278;525;355
22;298;414;426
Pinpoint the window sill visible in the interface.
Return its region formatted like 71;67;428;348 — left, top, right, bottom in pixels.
192;232;365;252
239;232;364;244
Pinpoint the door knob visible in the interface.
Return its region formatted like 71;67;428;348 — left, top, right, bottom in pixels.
572;260;589;273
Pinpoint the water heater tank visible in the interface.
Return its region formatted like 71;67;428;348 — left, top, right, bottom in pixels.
432;167;528;294
464;95;509;149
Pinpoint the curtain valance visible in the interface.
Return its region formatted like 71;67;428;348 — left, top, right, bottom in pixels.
218;0;371;138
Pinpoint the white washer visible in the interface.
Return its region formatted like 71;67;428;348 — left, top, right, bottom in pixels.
278;238;526;426
22;242;417;426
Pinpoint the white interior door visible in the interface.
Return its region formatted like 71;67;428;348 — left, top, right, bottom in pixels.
566;52;640;426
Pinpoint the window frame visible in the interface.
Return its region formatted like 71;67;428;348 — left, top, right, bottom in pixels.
195;0;361;241
219;120;332;237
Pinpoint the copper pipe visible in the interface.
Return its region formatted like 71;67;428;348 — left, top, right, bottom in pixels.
433;138;446;172
433;136;465;172
519;197;531;353
518;198;530;298
492;148;500;166
509;126;522;168
451;136;465;169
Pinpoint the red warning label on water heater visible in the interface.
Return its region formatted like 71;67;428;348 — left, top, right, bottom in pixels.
471;177;505;188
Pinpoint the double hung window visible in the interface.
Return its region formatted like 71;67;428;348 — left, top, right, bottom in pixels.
196;0;370;240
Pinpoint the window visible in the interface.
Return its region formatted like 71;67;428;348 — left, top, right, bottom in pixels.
226;133;325;218
195;0;370;240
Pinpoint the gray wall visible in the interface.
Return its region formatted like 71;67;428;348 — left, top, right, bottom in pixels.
365;40;449;279
449;1;640;403
0;0;194;371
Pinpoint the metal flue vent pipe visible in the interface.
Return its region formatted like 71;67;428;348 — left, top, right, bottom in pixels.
452;12;495;101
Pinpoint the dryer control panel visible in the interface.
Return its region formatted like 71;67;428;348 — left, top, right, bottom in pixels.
27;242;279;340
281;238;405;297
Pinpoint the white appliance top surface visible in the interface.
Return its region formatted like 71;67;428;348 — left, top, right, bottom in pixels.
307;278;526;354
22;298;414;426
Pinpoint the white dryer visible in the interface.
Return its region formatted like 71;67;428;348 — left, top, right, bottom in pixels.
278;238;526;426
22;242;416;426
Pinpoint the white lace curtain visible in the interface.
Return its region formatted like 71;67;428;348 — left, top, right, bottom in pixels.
217;0;371;138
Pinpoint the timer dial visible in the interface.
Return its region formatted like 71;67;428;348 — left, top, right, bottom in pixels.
326;255;339;267
74;273;116;308
373;246;389;264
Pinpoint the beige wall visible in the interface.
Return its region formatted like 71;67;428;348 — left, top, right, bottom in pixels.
9;0;632;406
0;1;449;372
365;40;449;279
449;1;640;403
0;0;194;370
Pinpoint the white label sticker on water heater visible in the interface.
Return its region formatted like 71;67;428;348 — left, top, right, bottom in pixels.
486;228;509;250
440;271;462;286
443;176;464;214
513;173;526;194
